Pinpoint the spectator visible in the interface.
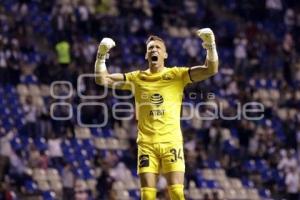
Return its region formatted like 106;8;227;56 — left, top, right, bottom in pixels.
234;32;248;72
38;151;49;169
203;193;211;200
285;166;299;200
278;149;297;174
55;39;71;80
48;135;63;167
74;179;88;200
62;163;74;200
23;96;38;138
28;144;40;168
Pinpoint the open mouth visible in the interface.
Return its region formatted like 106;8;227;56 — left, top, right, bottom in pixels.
151;55;158;62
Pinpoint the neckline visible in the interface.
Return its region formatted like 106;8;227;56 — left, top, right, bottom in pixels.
146;67;167;75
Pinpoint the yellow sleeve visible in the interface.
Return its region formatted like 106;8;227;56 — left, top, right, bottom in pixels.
120;70;139;91
173;67;192;86
125;70;139;82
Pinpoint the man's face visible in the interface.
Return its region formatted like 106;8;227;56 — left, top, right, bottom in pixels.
146;40;167;67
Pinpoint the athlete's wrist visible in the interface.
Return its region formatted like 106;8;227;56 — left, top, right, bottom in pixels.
205;43;218;62
95;57;107;72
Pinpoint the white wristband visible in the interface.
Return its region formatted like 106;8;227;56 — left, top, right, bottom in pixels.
95;55;107;72
204;43;218;62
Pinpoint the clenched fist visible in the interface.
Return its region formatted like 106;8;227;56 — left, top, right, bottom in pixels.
97;38;116;57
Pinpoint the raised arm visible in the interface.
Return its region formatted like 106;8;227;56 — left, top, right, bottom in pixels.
94;38;125;88
188;28;219;82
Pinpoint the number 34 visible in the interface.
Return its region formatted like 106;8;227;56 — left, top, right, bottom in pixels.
170;148;183;162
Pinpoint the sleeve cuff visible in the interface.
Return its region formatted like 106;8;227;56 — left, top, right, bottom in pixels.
188;68;193;82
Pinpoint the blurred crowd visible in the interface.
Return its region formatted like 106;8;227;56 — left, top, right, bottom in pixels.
0;0;300;199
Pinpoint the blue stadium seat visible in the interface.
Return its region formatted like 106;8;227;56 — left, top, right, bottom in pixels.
73;168;83;178
261;170;272;182
203;160;221;169
196;179;207;188
102;128;113;138
10;137;23;151
4;85;16;94
243;160;256;172
255;159;269;173
14;118;25;130
82;139;94;150
129;189;140;200
241;178;254;188
90;127;103;137
24;180;38;193
34;137;48;151
83;169;94;180
259;188;271;199
42;191;56;200
206;180;219;189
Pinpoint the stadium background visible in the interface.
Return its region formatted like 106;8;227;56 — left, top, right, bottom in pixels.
0;0;300;199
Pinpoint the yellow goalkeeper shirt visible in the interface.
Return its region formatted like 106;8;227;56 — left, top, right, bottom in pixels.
124;67;192;144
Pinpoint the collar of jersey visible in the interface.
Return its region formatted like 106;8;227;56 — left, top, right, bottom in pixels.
138;67;169;81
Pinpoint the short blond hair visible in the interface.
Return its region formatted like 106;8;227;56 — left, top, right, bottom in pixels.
146;35;165;46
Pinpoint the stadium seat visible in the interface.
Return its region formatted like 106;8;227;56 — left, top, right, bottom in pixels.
219;179;231;189
90;127;103;137
259;188;271;199
33;168;47;181
112;181;125;191
214;189;225;199
49;180;62;193
95;137;107;149
46;169;60;181
241;178;254;188
243;160;256;172
214;169;226;179
28;85;41;96
228;178;242;189
199;188;212;198
10;137;23;151
106;137;120;150
42;191;56;200
115;190;130;200
224;188;237;200
235;188;248;199
206;180;219;189
75;127;91;139
124;178;138;190
34;137;48;151
24;180;38;193
188;187;202;200
202;169;214;179
4;85;16;94
83;169;95;180
247;188;260;200
40;85;50;97
37;180;50;191
128;189;140;200
119;139;130;150
33;96;44;108
255;159;269;173
269;89;280;101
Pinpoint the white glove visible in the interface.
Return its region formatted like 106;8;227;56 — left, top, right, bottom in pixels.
196;28;215;49
196;28;218;61
97;38;116;58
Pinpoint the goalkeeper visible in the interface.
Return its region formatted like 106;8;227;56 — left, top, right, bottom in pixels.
94;29;218;200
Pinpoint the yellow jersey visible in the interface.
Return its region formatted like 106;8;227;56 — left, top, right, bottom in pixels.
124;67;192;144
